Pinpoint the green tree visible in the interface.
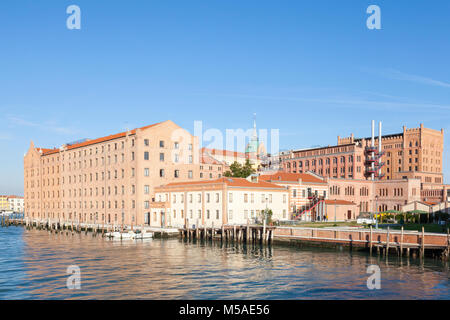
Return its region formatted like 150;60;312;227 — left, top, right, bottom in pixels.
224;160;256;178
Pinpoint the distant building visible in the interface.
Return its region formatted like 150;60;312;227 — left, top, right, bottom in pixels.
0;195;10;211
8;196;24;213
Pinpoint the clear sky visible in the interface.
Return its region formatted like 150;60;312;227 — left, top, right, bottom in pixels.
1;1;450;195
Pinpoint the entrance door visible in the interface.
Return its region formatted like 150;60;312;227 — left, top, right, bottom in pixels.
347;210;352;220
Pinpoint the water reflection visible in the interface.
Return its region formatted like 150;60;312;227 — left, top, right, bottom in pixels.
0;227;448;299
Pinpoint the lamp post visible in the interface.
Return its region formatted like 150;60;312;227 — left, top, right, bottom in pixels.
334;199;337;223
375;195;379;229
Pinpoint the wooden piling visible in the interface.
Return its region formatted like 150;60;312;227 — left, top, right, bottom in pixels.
386;227;390;256
369;226;373;255
400;226;404;256
421;226;425;258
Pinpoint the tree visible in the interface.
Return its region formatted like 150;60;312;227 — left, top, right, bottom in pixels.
224;160;256;178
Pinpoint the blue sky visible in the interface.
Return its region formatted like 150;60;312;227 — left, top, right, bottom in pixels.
1;0;450;195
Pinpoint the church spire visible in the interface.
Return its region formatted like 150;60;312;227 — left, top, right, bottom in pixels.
252;113;257;139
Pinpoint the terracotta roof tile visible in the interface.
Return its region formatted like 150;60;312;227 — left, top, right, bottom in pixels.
38;122;162;156
324;200;356;205
260;172;326;184
161;177;286;189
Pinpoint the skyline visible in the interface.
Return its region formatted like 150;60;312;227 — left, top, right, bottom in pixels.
1;0;450;194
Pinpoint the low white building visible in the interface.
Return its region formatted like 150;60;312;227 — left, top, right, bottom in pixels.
149;175;290;228
8;196;24;213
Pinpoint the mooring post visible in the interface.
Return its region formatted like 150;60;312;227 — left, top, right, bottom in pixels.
370;226;373;255
246;220;250;243
263;219;267;245
386;227;390;256
400;226;404;256
421;226;425;259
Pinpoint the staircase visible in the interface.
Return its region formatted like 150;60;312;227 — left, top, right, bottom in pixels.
293;197;325;221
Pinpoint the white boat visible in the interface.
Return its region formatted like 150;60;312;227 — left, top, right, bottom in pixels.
134;231;153;239
106;231;136;239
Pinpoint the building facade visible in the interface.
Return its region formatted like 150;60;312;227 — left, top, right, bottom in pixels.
23;120;221;226
281;124;444;186
8;196;24;213
150;176;289;228
0;196;10;211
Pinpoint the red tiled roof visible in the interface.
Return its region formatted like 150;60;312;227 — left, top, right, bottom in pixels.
324;200;356;206
37;122;162;156
162;177;286;189
200;154;223;165
260;172;326;184
202;148;252;159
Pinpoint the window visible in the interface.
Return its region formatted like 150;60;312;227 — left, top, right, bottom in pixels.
228;210;233;220
160;169;165;177
144;139;149;146
160;141;164;148
216;210;219;219
144;168;149;176
174;170;180;178
229;193;233;203
144;152;149;160
174;142;179;149
144;185;149;194
160;153;164;161
188;170;193;179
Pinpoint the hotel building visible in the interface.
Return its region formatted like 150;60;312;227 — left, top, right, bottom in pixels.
24;120;225;226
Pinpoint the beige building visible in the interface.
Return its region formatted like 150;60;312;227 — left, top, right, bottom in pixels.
149;176;290;228
23;120;223;226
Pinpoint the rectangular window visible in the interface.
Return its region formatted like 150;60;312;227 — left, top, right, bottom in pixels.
144;185;149;194
160;153;164;161
144;168;149;176
144;139;149;146
144;152;149;160
228;210;233;220
160;141;164;148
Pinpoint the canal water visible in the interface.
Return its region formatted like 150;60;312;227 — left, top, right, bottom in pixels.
0;226;448;299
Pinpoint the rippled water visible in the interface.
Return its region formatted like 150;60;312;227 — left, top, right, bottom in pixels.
0;226;449;299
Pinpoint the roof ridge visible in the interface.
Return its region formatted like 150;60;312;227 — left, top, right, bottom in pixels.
38;121;163;155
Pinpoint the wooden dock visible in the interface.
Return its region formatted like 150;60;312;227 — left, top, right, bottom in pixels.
274;226;450;259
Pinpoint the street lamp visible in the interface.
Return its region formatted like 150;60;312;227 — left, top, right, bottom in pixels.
375;195;379;229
